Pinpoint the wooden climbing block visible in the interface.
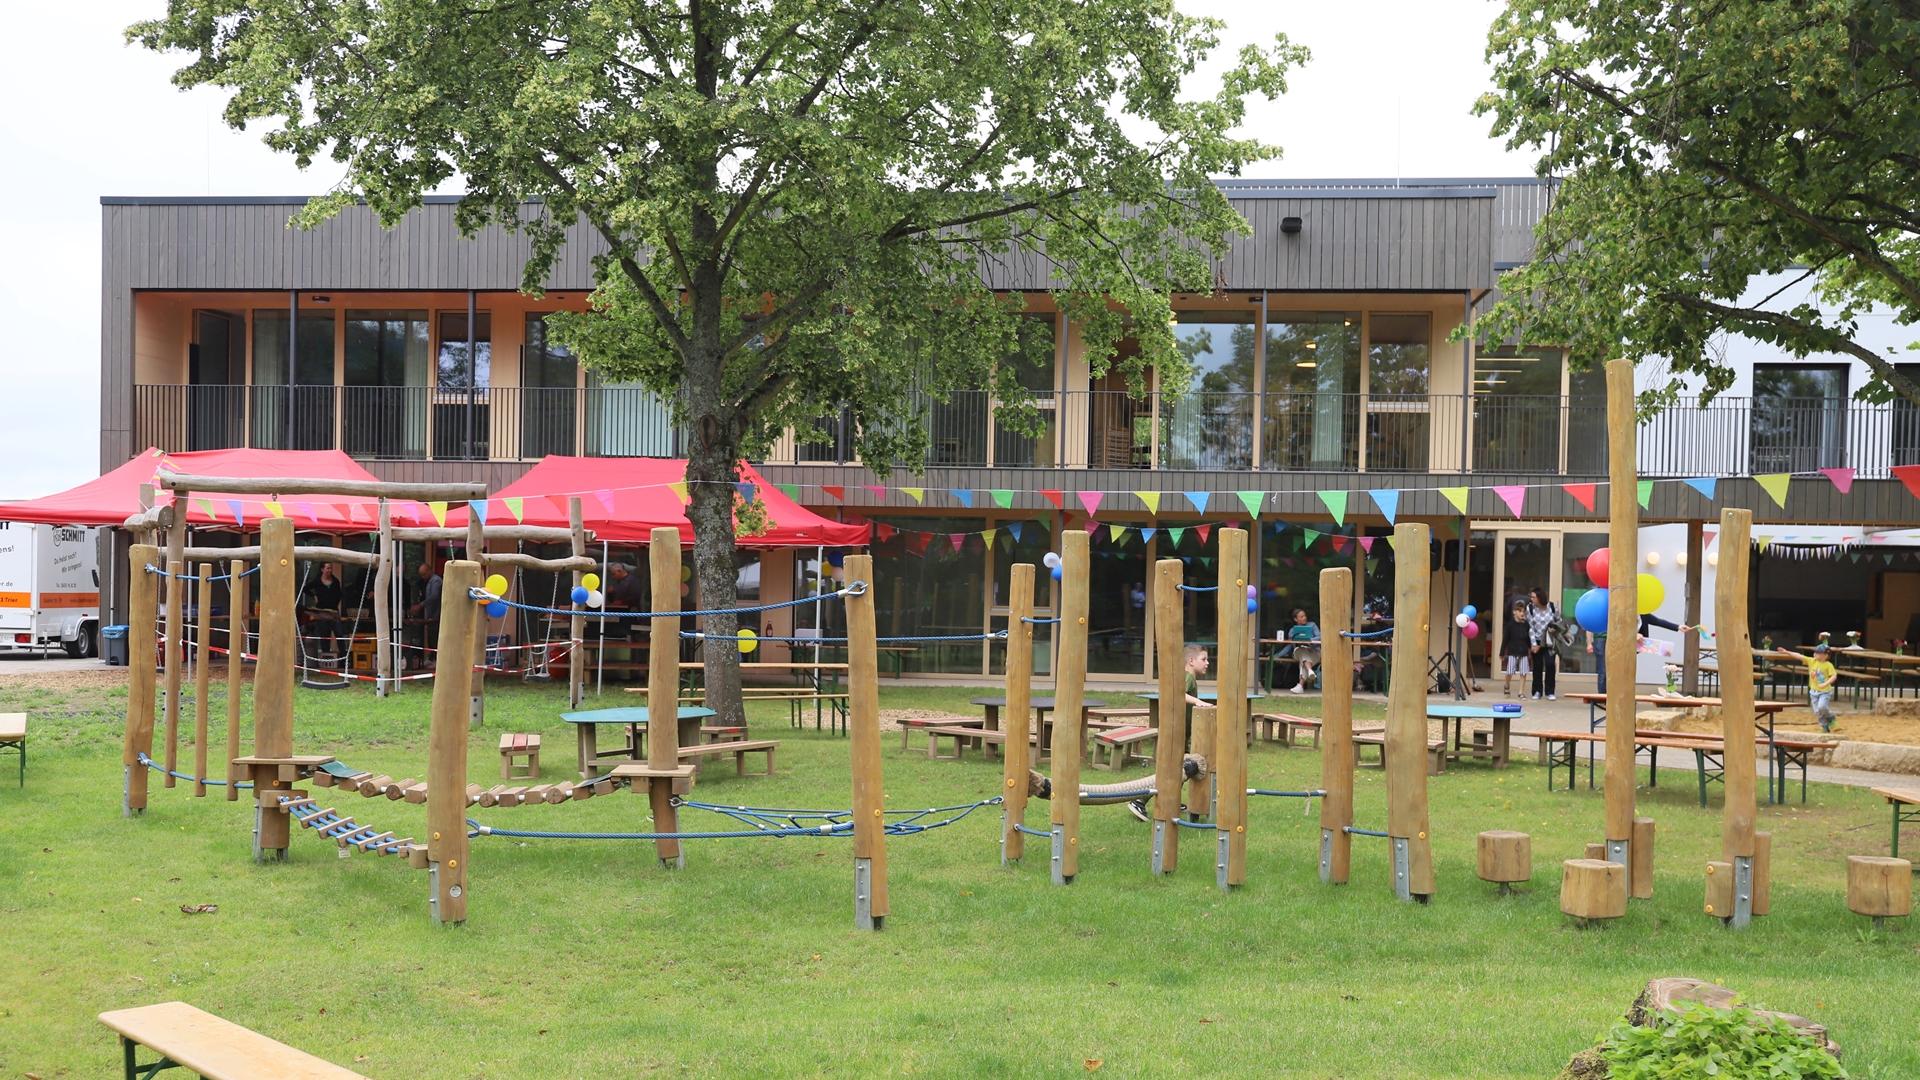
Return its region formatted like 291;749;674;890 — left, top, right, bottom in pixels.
1561;858;1627;922
1476;830;1531;886
499;732;541;780
1847;855;1912;923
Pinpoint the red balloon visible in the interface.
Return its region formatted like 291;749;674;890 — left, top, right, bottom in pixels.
1461;620;1481;639
1586;548;1610;588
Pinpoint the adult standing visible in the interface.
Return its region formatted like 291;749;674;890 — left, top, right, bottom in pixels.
1525;586;1560;700
301;561;345;658
602;561;645;682
406;562;442;670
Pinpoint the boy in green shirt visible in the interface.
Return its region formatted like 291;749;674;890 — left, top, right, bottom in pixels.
1808;643;1838;732
1128;644;1212;822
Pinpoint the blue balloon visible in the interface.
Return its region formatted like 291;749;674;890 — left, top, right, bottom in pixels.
485;600;508;619
1246;599;1259;614
571;585;590;604
1462;604;1478;621
1050;565;1063;581
1574;588;1609;635
826;550;846;568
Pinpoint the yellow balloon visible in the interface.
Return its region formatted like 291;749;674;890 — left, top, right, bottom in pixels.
681;565;693;583
736;628;759;655
484;573;509;597
1636;573;1665;614
582;572;601;591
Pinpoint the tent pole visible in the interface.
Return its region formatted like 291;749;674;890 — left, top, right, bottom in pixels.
597;539;608;696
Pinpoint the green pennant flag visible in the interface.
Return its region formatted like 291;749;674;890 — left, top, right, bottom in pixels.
1317;490;1348;525
1303;528;1323;549
1636;479;1655;510
990;489;1015;509
1167;527;1186;548
1365;558;1379;575
776;483;801;501
1236;491;1265;518
1385;534;1399;552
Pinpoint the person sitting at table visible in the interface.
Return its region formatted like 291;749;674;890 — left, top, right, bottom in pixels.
1129;644;1211;822
301;561;345;658
1284;607;1320;694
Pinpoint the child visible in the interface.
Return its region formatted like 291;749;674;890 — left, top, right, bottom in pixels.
1285;608;1321;693
1129;644;1210;822
1808;642;1838;732
1501;601;1531;696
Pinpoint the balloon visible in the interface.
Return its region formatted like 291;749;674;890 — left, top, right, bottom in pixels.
1461;620;1480;639
587;589;604;609
1246;599;1259;614
485;600;508;619
571;585;590;605
1585;548;1610;587
1462;604;1477;620
1042;551;1062;569
1575;587;1609;634
736;628;759;655
582;572;601;590
826;551;845;568
1246;585;1258;600
680;565;692;582
1637;573;1665;614
680;583;691;597
1050;566;1062;581
1455;613;1470;628
484;573;509;597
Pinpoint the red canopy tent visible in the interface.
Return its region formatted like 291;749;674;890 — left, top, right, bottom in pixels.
448;456;869;547
0;447;389;532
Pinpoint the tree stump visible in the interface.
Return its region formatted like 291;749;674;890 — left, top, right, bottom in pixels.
1846;855;1912;929
1476;830;1531;893
1560;858;1626;924
1584;841;1606;861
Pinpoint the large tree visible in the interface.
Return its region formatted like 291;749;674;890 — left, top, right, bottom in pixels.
1475;0;1920;406
133;0;1301;722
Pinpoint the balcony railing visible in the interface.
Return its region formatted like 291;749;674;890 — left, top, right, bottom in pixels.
136;384;1920;480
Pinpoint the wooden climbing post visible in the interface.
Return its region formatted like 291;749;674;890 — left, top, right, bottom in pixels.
249;517;297;860
193;564;212;798
163;554;184;788
225;559;247;802
568;497;586;709
845;552;889;929
1215;527;1251;891
1000;562;1035;864
646;526;686;869
1604;358;1646;892
427;559;479;926
1151;557;1186;876
468;513;487;728
123;543;159;816
1049;530;1089;885
1319;566;1355;884
1385;521;1435;902
374;500;393;697
1715;507;1761;926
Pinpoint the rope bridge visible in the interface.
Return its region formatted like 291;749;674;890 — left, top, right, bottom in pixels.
467;796;1002;842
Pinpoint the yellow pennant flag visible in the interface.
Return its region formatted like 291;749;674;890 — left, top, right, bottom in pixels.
1754;473;1791;509
1109;523;1126;542
1439;487;1470;515
668;481;690;503
428;501;448;526
263;500;284;519
900;487;925;504
1136;491;1162;514
1756;535;1773;554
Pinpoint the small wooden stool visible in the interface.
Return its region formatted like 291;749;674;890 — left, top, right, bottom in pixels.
1846;855;1912;930
1476;830;1531;894
1561;858;1626;925
499;733;541;780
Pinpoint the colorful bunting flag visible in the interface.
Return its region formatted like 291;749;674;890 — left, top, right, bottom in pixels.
1682;477;1717;501
1636;479;1654;510
471;500;489;525
594;488;618;513
1109;523;1125;542
1196;525;1212;544
1896;465;1920;501
1039;489;1063;511
1317;490;1348;525
1131;491;1160;514
1820;468;1855;495
776;483;801;502
1756;535;1773;554
1168;527;1187;548
1366;558;1379;575
1077;491;1103;517
1185;491;1210;514
667;482;690;504
1303;528;1322;549
1561;483;1597;512
949;534;966;553
1439;487;1469;515
227;500;245;527
1236;491;1264;518
1141;527;1157;543
1703;530;1716;547
1007;522;1023;542
1372;489;1399;525
822;485;845;502
951;489;973;509
1331;535;1350;554
990;489;1014;509
901;487;925;504
427;501;447;526
265;500;285;519
1358;536;1375;554
1385;534;1398;552
874;524;896;541
863;484;886;500
504;496;525;523
1493;485;1526;519
1755;473;1791;508
193;498;215;520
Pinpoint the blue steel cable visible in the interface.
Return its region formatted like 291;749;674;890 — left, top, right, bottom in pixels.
144;563;263;582
136;753;253;788
1177;584;1219;592
683;630;1009;644
1248;788;1326;798
468;582;865;620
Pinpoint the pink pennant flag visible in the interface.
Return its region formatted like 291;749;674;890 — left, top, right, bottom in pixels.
1493;484;1527;518
948;534;966;553
864;484;887;499
593;489;617;514
296;501;318;525
1358;536;1376;554
1820;467;1855;494
1076;490;1103;517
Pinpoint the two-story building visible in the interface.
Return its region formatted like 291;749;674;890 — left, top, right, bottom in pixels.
100;179;1920;686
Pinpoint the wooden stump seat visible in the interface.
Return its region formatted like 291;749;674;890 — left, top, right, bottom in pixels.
1561;858;1627;924
1476;830;1531;892
1846;855;1913;928
498;732;541;780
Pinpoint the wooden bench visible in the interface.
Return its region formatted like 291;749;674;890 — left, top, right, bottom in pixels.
1873;786;1920;861
925;725;1016;761
1086;706;1151;726
498;732;541;779
1092;725;1157;770
1253;712;1322;748
897;715;983;751
701;725;747;743
679;738;778;776
0;712;23;787
99;1001;368;1079
1352;731;1445;775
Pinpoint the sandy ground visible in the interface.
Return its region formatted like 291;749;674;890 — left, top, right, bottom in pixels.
1669;705;1920;746
0;657;132;692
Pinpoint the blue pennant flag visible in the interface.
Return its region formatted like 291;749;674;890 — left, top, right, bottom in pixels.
1683;477;1717;500
472;499;489;525
951;489;974;508
1007;522;1023;542
1185;491;1210;514
1371;489;1399;525
1141;527;1157;544
735;482;756;502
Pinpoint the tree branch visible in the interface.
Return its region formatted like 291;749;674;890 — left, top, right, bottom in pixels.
530;156;692;356
1660;291;1920;403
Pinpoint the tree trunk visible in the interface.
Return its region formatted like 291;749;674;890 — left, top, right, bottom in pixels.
686;435;746;728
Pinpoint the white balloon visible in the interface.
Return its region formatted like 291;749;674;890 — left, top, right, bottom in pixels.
1042;551;1062;569
587;589;605;609
1455;613;1470;628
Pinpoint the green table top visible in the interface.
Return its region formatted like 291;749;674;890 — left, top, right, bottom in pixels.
559;706;716;725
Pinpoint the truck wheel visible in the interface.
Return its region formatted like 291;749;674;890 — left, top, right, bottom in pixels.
67;624;96;659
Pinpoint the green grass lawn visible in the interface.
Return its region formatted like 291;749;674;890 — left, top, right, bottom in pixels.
2;678;1915;1078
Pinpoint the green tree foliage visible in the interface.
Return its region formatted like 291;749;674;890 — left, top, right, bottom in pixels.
129;0;1303;721
1475;0;1920;406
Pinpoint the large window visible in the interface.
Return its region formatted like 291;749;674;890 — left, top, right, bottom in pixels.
1473;349;1562;472
1263;312;1360;470
522;315;580;458
990;519;1054;676
992;315;1059;467
434;311;491;460
344;310;428;458
1366;313;1431;470
870;518;987;673
1753;365;1847;472
1160;313;1256;469
250;310;335;450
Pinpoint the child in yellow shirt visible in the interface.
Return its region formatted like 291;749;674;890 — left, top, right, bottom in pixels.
1808;643;1838;732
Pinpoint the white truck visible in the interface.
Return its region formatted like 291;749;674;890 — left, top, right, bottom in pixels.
0;522;101;657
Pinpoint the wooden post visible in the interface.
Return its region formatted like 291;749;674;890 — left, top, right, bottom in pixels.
193;565;212;798
647;526;684;869
1604;358;1643;890
123;543;159;816
846;552;889;929
1319;566;1355;884
225;559;247;802
427;559;479;926
162;553;184;789
569;497;586;708
1215;527;1251;890
468;513;486;728
1000;563;1035;864
1385;522;1435;901
1715;506;1760;925
374;500;393;697
1150;557;1186;876
1049;531;1089;885
251;517;297;860
1682;520;1704;695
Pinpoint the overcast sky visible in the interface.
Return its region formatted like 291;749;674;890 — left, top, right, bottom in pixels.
0;1;1536;499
